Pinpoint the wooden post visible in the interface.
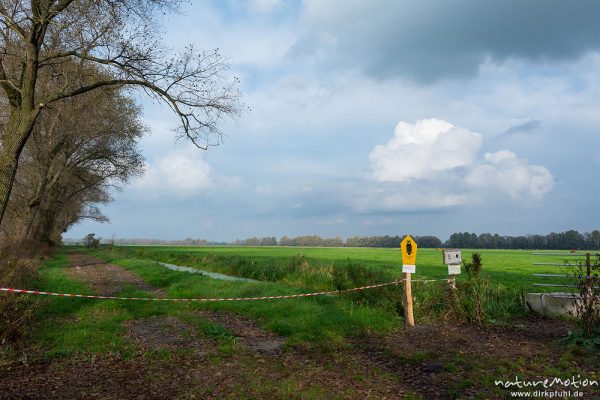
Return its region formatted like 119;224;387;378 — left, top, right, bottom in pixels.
447;273;459;307
403;272;414;327
586;253;592;295
448;274;457;291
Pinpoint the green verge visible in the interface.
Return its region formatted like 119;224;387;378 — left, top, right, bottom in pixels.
28;250;402;360
109;256;401;348
11;248;597;399
103;245;584;290
30;252;224;359
98;246;528;322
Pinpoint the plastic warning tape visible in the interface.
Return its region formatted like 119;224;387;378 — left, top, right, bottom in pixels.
0;279;443;302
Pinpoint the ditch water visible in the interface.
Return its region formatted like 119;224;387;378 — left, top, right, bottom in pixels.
155;261;260;283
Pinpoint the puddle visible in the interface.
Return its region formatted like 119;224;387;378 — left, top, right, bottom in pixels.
156;261;260;283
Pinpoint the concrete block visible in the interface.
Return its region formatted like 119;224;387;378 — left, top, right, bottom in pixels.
526;292;579;318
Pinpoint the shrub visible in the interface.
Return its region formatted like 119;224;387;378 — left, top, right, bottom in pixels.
82;233;100;248
568;254;600;338
333;261;402;313
0;255;40;345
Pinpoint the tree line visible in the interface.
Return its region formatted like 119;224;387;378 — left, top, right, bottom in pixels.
445;230;600;250
232;230;600;250
234;235;442;248
0;1;240;249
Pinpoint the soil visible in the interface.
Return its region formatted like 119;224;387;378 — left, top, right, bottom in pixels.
65;254;165;297
195;310;286;354
0;349;414;400
124;316;216;357
353;316;588;399
0;254;597;399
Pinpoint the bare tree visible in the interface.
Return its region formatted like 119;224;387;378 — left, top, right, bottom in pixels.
2;82;145;244
0;0;241;227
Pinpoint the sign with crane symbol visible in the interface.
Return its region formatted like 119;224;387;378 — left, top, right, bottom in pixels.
401;235;417;273
400;235;418;327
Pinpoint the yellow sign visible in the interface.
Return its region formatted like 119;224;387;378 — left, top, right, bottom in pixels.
400;235;418;267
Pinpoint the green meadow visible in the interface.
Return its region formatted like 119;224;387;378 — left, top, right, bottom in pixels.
23;245;588;359
106;245;584;291
61;245;585;343
4;246;597;399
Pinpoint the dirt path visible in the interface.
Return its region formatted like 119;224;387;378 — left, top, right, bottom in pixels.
124;316;216;357
65;254;165;296
195;310;286;354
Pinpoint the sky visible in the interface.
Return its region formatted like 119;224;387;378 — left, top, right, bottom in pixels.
67;0;600;242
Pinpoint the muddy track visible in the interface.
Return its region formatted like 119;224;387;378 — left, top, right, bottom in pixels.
195;310;286;354
65;254;165;297
124;316;217;356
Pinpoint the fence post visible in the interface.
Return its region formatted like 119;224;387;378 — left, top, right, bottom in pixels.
443;249;462;302
403;272;415;327
400;235;417;328
586;253;592;296
448;274;457;292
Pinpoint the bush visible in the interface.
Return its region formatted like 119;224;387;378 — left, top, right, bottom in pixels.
0;255;40;345
569;254;600;338
333;261;402;312
82;233;100;248
435;253;524;325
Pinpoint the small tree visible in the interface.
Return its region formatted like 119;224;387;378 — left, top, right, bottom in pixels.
568;254;600;338
463;252;485;325
82;233;99;248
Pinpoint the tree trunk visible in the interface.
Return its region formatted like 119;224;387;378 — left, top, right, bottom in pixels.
0;155;20;230
0;33;43;230
32;204;59;245
0;106;40;229
0;128;28;228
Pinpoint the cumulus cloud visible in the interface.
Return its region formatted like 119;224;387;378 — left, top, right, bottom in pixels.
466;150;554;200
133;148;213;196
369;118;482;182
365;119;554;211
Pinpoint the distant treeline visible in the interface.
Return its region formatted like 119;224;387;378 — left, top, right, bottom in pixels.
72;229;600;250
445;230;600;250
73;238;229;246
235;230;600;250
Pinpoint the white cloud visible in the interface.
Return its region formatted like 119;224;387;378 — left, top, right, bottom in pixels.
363;119;554;211
133;147;213;196
247;0;282;14
369;118;482;182
466;150;554;200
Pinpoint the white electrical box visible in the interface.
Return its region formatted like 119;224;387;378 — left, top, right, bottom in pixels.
443;249;462;265
448;264;461;275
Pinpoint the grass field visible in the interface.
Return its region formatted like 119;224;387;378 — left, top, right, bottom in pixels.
2;246;598;399
104;245;587;291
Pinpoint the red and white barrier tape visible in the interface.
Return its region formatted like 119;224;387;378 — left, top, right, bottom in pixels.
0;278;443;302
